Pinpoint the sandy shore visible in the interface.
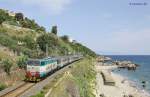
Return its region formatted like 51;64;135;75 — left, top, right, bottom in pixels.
95;62;150;97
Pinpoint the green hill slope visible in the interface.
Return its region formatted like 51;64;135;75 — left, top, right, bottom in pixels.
0;8;97;91
0;9;96;62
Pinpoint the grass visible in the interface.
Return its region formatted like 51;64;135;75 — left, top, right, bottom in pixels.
0;83;7;91
48;74;79;97
0;51;12;61
71;57;96;97
30;91;44;97
1;23;37;38
0;23;96;57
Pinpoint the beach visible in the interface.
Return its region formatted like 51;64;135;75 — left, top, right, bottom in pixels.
95;62;150;97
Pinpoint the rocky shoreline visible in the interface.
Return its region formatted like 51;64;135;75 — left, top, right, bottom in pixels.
97;56;139;70
113;60;139;70
94;62;150;97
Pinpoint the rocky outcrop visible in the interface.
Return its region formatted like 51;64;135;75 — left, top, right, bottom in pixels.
113;61;139;70
96;56;111;62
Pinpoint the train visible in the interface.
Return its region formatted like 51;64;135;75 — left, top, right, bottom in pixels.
25;55;82;82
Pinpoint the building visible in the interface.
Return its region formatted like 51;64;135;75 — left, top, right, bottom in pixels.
68;37;73;43
8;11;16;17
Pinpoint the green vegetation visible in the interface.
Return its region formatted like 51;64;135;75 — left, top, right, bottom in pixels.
15;13;24;21
0;9;13;25
0;83;7;91
0;13;6;25
30;91;44;97
23;35;36;49
69;43;96;57
71;58;96;97
36;33;59;53
0;9;45;32
17;55;28;69
0;8;96;71
0;51;12;61
0;34;17;49
20;17;46;32
2;59;12;75
31;58;96;97
61;35;69;42
51;25;57;35
0;8;97;94
0;8;96;58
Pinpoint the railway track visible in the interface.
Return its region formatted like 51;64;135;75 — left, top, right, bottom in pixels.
0;58;83;97
1;82;35;97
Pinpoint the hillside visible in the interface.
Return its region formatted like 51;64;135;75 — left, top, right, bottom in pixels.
0;8;97;95
0;8;96;67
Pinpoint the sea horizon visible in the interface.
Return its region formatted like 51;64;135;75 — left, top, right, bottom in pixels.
102;54;150;56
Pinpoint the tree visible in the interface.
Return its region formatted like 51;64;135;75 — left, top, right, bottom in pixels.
37;34;49;52
0;83;6;91
17;55;28;69
39;26;46;32
0;9;7;25
51;26;57;35
20;20;30;28
61;35;69;42
0;15;5;25
36;33;58;53
2;59;12;75
0;9;14;25
23;35;36;49
15;13;24;21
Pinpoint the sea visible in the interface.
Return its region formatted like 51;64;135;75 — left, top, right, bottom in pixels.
106;55;150;94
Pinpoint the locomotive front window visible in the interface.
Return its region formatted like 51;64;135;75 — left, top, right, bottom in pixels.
27;60;40;66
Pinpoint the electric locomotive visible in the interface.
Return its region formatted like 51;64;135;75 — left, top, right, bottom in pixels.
26;58;57;81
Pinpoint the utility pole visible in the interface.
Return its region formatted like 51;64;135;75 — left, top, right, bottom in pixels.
36;44;40;58
77;46;79;55
46;44;48;57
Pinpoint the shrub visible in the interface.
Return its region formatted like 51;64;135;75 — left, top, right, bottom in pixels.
15;13;24;21
2;59;12;75
23;35;36;49
21;47;32;57
0;15;5;25
20;17;46;32
0;83;6;91
5;20;20;26
51;25;57;35
37;33;58;53
17;55;28;69
61;35;69;42
31;91;44;97
0;28;7;33
0;34;17;49
0;9;14;25
0;9;8;25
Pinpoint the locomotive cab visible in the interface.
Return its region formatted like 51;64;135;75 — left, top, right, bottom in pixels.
26;60;41;81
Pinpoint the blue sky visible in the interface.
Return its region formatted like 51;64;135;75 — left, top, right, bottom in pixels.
1;0;150;55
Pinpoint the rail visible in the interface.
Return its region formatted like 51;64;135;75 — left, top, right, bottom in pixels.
0;82;35;97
